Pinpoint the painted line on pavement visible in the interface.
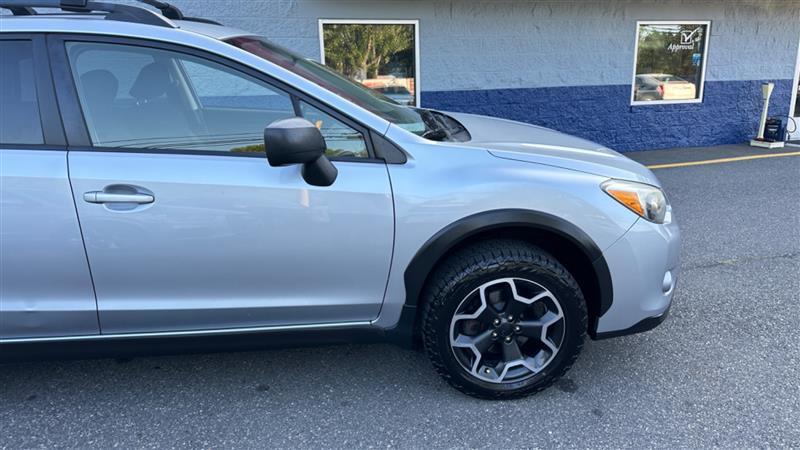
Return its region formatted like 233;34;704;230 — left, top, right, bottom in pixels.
646;151;800;170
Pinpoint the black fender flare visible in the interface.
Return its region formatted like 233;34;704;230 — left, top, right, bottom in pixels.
389;209;613;346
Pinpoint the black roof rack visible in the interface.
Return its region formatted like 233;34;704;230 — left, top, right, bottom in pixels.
136;0;222;24
4;5;35;14
0;0;223;27
136;0;180;20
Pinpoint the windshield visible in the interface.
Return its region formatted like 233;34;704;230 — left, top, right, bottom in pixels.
226;35;427;135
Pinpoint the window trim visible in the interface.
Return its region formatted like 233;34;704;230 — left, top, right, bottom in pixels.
0;34;66;149
46;33;382;162
789;32;800;128
318;19;421;108
630;20;711;106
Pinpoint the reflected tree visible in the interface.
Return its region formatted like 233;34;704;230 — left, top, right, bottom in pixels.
323;24;414;81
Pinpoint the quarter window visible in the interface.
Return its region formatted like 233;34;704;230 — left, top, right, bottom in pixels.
632;22;710;105
300;102;368;158
0;40;44;145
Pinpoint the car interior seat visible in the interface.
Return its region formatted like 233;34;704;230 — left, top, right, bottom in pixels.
128;61;196;148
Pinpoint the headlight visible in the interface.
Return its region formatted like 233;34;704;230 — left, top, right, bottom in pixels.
601;179;668;224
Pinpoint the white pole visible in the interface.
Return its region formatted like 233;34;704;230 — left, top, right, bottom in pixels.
757;82;774;140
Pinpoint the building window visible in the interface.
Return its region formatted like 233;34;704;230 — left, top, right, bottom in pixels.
319;20;420;107
632;21;710;105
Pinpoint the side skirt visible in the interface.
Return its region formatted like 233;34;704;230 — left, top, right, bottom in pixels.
0;322;384;362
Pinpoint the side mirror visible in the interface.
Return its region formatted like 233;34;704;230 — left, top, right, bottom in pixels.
264;118;338;187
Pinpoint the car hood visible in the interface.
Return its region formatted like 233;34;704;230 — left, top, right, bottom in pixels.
448;112;659;185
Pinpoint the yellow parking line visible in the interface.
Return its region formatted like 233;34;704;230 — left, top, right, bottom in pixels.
646;151;800;170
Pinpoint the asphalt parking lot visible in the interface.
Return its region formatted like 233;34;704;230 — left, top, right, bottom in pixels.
1;146;799;449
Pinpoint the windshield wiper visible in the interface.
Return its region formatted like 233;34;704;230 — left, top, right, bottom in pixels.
422;128;449;141
419;109;450;141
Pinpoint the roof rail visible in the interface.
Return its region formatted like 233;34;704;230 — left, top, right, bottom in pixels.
4;5;35;14
135;0;223;26
136;0;181;20
0;0;221;28
1;0;88;8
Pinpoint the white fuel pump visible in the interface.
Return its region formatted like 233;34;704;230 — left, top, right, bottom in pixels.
750;82;785;149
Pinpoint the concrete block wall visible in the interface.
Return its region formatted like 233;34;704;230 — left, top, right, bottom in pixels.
167;1;799;150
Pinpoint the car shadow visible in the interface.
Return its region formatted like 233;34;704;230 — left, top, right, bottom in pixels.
0;324;663;406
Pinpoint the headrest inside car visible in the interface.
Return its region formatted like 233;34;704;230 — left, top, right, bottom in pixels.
129;62;172;102
80;69;119;105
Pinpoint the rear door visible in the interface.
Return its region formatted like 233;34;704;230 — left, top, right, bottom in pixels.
0;34;98;339
51;35;394;334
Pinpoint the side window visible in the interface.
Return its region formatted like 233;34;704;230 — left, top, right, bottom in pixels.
65;42;295;153
0;40;44;145
299;102;369;158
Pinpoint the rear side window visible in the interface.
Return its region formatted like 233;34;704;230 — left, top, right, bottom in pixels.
0;40;44;145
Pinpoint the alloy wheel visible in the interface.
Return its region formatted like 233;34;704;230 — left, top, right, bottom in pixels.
449;277;565;383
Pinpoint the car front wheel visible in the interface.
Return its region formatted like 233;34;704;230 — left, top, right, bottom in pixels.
421;239;587;399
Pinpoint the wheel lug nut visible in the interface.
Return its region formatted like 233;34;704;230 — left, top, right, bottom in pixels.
492;318;501;327
514;325;521;333
491;331;498;339
508;315;514;321
504;336;513;343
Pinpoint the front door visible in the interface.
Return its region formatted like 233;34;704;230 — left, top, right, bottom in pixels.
58;37;394;334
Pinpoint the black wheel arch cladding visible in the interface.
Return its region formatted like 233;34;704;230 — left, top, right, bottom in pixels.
390;209;614;345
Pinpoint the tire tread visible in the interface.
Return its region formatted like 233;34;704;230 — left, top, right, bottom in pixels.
420;239;587;400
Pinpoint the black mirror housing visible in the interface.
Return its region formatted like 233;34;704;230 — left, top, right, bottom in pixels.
265;117;325;166
265;118;337;187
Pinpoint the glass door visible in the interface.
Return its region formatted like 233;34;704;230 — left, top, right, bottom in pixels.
790;77;800;142
789;36;800;143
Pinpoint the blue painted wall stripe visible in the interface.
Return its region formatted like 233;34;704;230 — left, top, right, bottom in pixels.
422;80;794;152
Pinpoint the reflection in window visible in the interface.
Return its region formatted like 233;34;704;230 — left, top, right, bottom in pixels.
795;79;800;117
0;40;44;145
321;21;418;106
300;102;368;158
66;42;295;153
633;22;709;104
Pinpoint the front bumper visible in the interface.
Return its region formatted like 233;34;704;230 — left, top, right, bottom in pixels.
594;303;671;339
593;213;681;338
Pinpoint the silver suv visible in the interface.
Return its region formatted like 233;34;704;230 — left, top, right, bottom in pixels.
0;0;680;399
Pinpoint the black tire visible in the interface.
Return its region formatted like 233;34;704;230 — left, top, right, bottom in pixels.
420;239;587;400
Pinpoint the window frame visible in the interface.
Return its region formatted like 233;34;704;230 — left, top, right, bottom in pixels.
46;33;381;162
630;20;711;107
0;34;66;150
790;33;800;125
318;19;421;108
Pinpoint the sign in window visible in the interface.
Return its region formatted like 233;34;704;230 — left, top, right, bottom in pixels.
632;22;710;105
319;20;420;107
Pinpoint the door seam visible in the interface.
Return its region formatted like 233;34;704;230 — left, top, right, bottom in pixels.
65;152;103;334
374;161;397;322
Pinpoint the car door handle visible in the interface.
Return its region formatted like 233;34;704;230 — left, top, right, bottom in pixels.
83;192;155;204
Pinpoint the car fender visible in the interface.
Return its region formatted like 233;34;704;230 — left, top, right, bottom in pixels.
386;209;613;346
